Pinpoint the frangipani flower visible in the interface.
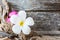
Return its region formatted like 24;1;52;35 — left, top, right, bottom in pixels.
9;10;17;17
6;10;17;23
6;18;10;23
10;11;34;35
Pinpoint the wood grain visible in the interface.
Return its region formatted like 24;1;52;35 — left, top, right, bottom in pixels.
6;0;60;10
6;0;60;35
1;0;60;35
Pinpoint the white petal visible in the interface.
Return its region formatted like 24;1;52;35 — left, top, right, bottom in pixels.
22;25;31;35
10;15;19;24
18;11;26;20
12;25;22;34
25;17;34;26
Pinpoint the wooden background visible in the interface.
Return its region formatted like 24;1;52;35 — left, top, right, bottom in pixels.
1;0;60;35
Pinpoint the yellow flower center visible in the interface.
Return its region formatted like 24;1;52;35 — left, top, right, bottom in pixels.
19;21;24;26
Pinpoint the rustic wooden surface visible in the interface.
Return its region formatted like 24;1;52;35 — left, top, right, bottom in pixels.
6;0;60;35
6;0;60;10
0;0;60;40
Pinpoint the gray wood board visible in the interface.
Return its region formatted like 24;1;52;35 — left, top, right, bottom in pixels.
27;12;60;31
27;12;60;35
6;0;60;10
0;0;60;35
6;0;60;35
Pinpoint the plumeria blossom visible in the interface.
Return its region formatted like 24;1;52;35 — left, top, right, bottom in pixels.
6;10;17;23
9;10;17;17
6;17;10;23
10;11;34;35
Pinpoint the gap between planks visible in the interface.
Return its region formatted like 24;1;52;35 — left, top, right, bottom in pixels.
26;10;60;12
34;31;60;36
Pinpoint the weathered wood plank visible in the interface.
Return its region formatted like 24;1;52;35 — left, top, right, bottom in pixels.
27;12;60;31
6;0;60;10
27;12;60;35
34;31;60;35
